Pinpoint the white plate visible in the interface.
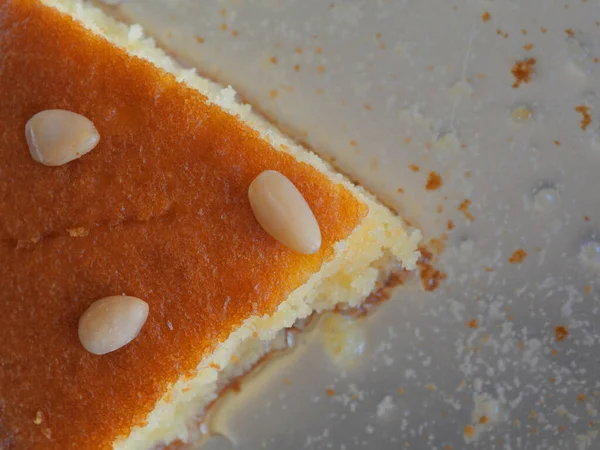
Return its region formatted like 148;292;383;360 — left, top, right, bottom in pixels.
100;1;600;449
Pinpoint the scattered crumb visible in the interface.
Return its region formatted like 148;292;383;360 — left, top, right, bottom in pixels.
555;326;569;342
409;164;420;172
209;362;221;369
426;65;435;71
530;410;536;420
466;319;479;329
349;140;357;147
220;23;228;31
552;348;559;356
436;204;444;214
269;90;278;99
317;65;326;74
295;46;303;54
425;383;437;391
458;199;475;221
398;387;405;394
523;43;534;51
511;106;532;122
447;220;455;230
522;29;528;35
479;415;489;424
364;104;373;111
326;389;336;396
429;237;446;254
220;8;227;16
232;29;239;37
484;267;495;272
575;105;592;131
464;425;476;438
477;73;486;79
511;58;536;88
404;136;413;143
282;377;291;385
294;64;300;72
541;26;548;33
315;46;323;54
585;285;592;293
416;246;447;291
508;249;528;264
397;188;404;193
269;56;277;64
425;171;443;190
578;393;586;402
195;35;205;44
565;28;575;37
481;11;491;22
554;140;561;147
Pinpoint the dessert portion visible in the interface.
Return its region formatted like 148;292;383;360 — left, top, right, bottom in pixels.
0;1;421;449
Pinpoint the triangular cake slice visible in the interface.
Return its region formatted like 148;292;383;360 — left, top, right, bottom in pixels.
0;1;421;449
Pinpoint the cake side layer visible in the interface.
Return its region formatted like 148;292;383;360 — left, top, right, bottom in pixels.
120;208;420;450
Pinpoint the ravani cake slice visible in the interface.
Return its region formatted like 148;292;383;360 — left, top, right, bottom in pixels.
0;0;421;449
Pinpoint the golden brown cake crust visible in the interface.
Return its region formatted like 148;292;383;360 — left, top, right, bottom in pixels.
0;1;367;448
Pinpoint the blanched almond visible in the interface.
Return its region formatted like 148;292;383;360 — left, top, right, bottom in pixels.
248;170;321;254
78;296;149;355
25;109;99;166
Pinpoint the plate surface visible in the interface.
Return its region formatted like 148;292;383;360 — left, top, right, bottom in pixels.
101;1;600;449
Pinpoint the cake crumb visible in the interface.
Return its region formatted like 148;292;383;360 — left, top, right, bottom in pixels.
416;246;447;291
575;105;592;130
522;29;528;35
349;139;357;147
565;28;575;37
315;46;323;54
541;26;548;33
294;64;300;72
466;319;479;329
555;325;569;342
554;140;561;146
364;103;373;111
398;387;405;394
481;11;491;22
447;219;455;230
512;58;536;88
195;35;205;43
326;389;336;396
458;199;475;221
552;348;559;356
220;23;228;31
425;171;443;190
585;285;592;293
231;30;239;37
484;267;495;272
269;56;277;64
269;90;278;99
578;393;586;402
523;43;534;51
508;249;527;263
479;415;489;424
317;65;326;74
409;164;420;172
464;425;476;438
